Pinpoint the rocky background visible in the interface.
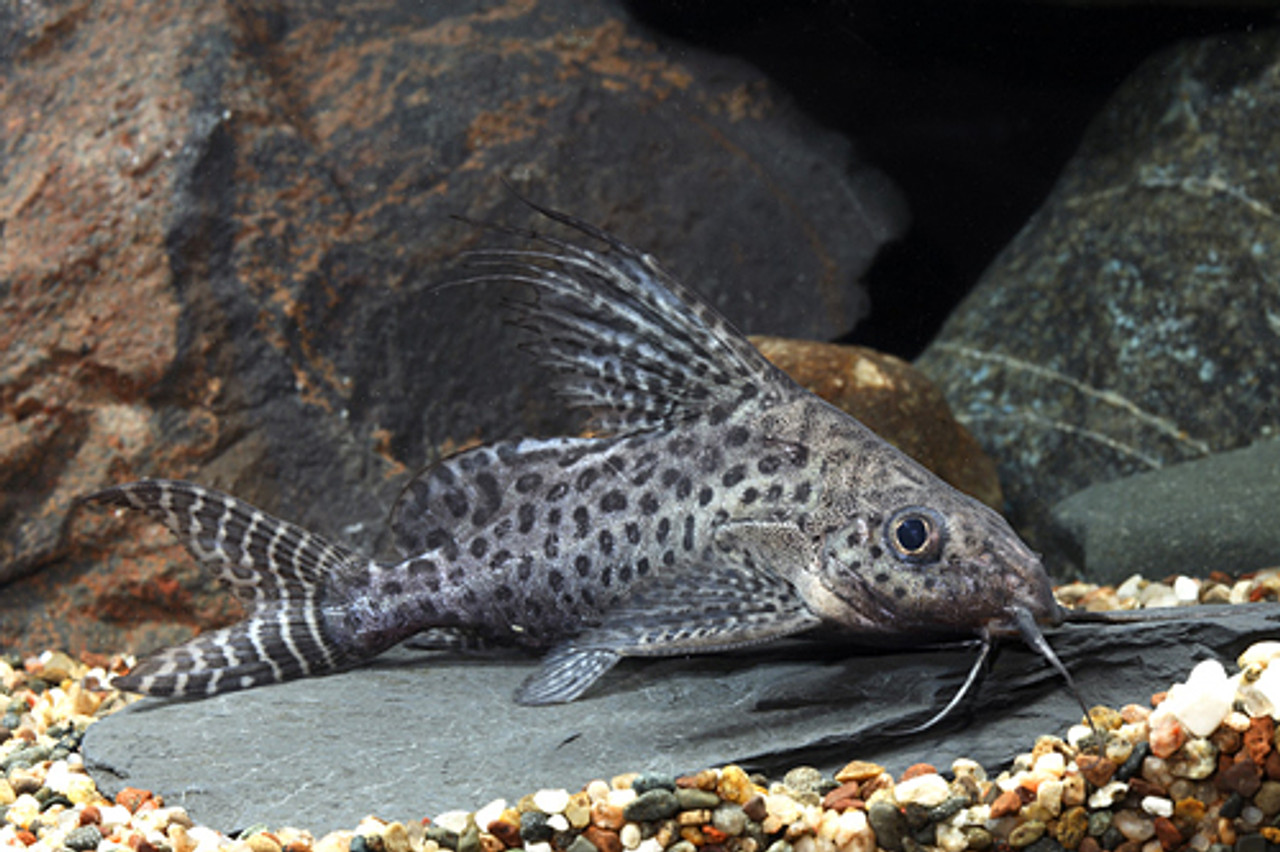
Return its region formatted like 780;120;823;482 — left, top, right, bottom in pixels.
3;0;1280;659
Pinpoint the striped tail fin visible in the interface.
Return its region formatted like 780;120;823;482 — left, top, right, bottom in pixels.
78;480;364;697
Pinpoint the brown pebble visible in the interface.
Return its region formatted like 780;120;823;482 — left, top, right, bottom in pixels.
1247;718;1276;764
822;782;863;813
990;789;1024;819
1127;777;1166;798
742;794;767;823
1054;806;1089;850
899;763;937;781
1079;837;1101;852
583;827;622;852
677;770;719;791
1077;754;1118;787
1216;758;1263;796
1114;841;1142;852
1211;727;1243;756
487;819;521;848
80;805;102;826
1152;817;1182;851
1172;797;1205;828
479;834;504;852
590;803;626;831
859;773;894;800
835;760;886;783
1266;751;1280;781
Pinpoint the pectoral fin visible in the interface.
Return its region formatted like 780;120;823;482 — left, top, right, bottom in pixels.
516;562;821;704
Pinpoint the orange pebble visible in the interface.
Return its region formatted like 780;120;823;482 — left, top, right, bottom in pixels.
899;763;937;782
116;787;154;813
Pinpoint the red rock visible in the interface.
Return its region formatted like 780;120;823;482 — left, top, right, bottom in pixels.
899;762;940;782
821;782;863;813
583;827;622;852
80;805;101;826
990;789;1025;818
14;829;37;846
116;787;154;814
1076;754;1118;787
486;819;521;848
1246;717;1275;764
1152;817;1183;851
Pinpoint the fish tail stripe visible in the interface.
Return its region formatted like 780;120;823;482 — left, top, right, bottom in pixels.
80;480;365;697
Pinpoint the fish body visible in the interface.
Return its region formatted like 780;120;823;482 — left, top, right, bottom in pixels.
84;202;1061;704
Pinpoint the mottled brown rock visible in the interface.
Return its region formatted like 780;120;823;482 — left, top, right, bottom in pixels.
751;336;1002;509
0;0;904;656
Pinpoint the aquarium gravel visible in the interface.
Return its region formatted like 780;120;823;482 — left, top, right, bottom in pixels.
4;571;1280;852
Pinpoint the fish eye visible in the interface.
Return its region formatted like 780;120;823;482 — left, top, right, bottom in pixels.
885;507;946;564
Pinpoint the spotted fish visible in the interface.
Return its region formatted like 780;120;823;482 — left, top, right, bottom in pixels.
79;200;1072;711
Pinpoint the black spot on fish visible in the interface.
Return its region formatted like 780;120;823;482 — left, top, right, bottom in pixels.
448;566;465;583
600;491;627;512
721;466;745;488
517;556;533;581
544;533;559;559
547;482;570;502
515;472;543;494
870;544;883;559
573;506;590;539
518;504;536;534
470;537;488;558
846;533;859;548
656;517;671;543
676;477;692;500
472;472;501;526
740;487;759;506
661;468;681;488
494;584;514;601
619;564;632;584
443;491;468;518
793;482;812;503
574;555;591;577
924;577;937;590
726;426;750;447
708;403;732;425
893;586;907;599
874;571;889;583
662;550;676;566
462;588;478;606
576;468;599;492
491;550;512;570
682;515;695;551
639;493;660;515
547;507;562;526
636;557;651;576
669;436;696;456
558;448;586;467
758;456;781;475
408;559;435;578
765;484;783;502
383;580;403;597
601;565;613;587
698;487;713;507
598;528;615;555
625;522;641;544
548;570;564;592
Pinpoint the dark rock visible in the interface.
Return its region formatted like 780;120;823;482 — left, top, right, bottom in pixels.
623;789;680;822
632;773;677;795
866;801;907;852
1050;438;1280;585
520;812;554;844
0;0;904;654
64;826;103;852
82;604;1280;836
915;30;1280;565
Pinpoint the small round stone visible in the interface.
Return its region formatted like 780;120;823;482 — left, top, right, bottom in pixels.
64;825;103;851
866;801;906;852
533;789;571;814
1008;820;1046;848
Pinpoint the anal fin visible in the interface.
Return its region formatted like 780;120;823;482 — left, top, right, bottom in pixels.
516;562;820;705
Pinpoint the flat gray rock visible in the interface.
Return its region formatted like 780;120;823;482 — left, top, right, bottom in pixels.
84;604;1280;836
1051;438;1280;585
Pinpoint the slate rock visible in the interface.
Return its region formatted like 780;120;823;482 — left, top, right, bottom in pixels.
1050;438;1280;585
0;0;905;653
914;30;1280;566
83;604;1280;836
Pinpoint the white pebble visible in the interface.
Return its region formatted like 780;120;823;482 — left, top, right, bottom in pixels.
1088;781;1129;809
1116;574;1145;600
1138;583;1178;608
766;793;803;824
435;811;471;834
1173;576;1200;603
635;838;663;852
1157;658;1232;737
97;804;134;830
608;788;638;808
1033;752;1065;777
1113;809;1155;842
534;788;571;814
473;799;507;832
620;823;642;849
951;759;987;783
1140;796;1173;818
548;814;570;832
1240;642;1280;669
586;780;611;802
936;822;968;852
526;843;553;852
1231;580;1254;604
1239;662;1280;719
894;773;950;807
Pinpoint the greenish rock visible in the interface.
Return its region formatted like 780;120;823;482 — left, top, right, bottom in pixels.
915;29;1280;564
624;789;680;822
457;824;481;852
64;826;103;851
1254;781;1280;817
564;836;597;852
782;766;828;797
675;788;722;810
426;826;459;850
1235;833;1267;852
1087;811;1112;837
867;801;907;852
1009;820;1046;848
1051;438;1280;584
964;827;994;851
632;773;677;794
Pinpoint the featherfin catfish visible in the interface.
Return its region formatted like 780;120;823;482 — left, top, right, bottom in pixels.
80;198;1072;715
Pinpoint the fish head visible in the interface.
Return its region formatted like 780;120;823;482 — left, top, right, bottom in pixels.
810;456;1061;639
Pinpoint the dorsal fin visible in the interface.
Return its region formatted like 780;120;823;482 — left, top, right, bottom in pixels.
453;198;797;435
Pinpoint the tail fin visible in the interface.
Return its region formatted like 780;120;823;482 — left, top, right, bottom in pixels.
79;480;363;697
